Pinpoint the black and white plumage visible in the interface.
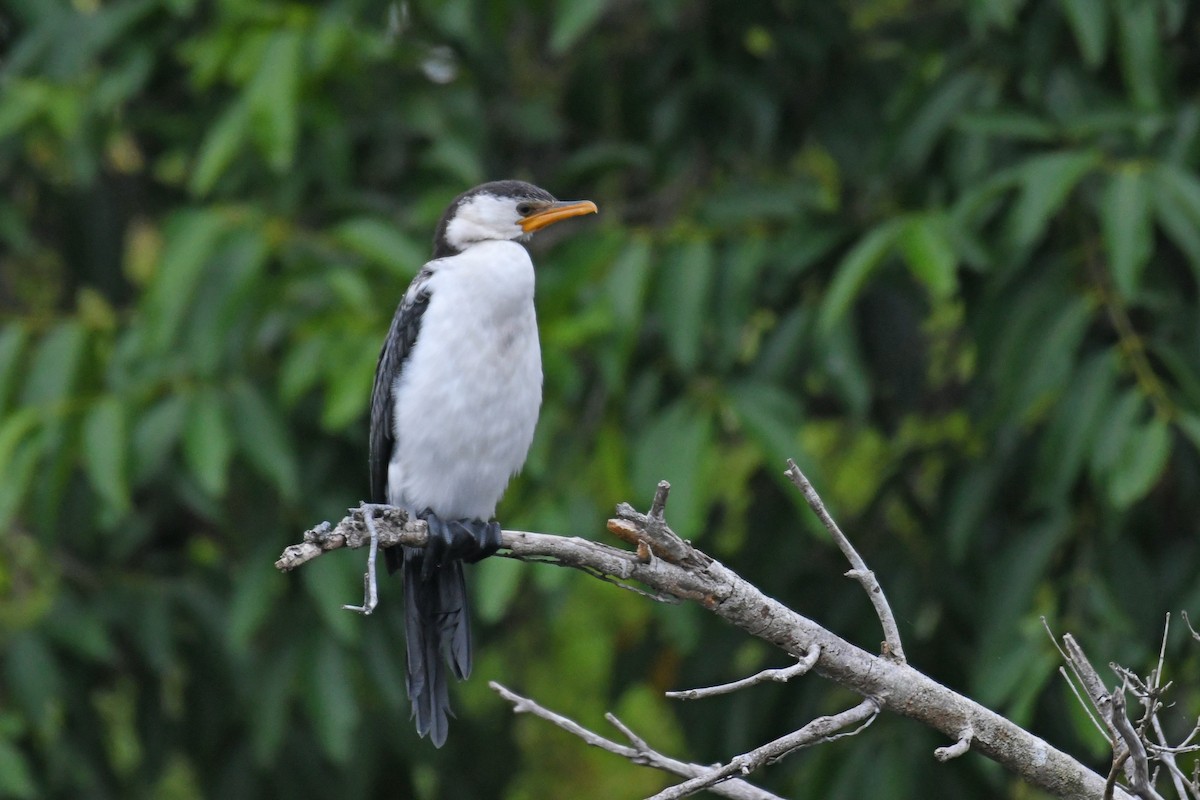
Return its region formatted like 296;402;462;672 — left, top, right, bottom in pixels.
368;180;597;746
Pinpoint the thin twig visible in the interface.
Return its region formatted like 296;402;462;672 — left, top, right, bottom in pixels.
1153;613;1170;694
1044;619;1111;743
934;727;974;762
489;682;784;800
1111;682;1168;800
1146;613;1196;800
1150;715;1196;800
1063;633;1119;738
666;646;821;700
1061;666;1112;743
1182;611;1200;643
645;699;881;800
784;460;906;663
1108;750;1132;800
611;482;708;568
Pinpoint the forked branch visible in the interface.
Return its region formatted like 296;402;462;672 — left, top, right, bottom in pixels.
280;478;1130;800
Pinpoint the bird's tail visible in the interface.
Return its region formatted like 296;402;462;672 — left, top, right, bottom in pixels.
390;545;472;748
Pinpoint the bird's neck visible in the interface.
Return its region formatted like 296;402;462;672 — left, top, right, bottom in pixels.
434;241;535;314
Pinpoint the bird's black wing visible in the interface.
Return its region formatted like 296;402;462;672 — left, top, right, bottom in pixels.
368;267;434;507
368;264;472;747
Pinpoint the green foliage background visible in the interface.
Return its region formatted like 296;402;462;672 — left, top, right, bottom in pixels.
3;0;1200;797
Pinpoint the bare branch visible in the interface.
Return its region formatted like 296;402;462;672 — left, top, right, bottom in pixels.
1110;683;1167;800
645;699;880;800
783;460;906;663
649;480;671;519
611;482;709;568
282;500;1133;800
665;646;821;701
489;682;784;800
276;503;421;570
1058;665;1112;743
1149;715;1197;800
1153;613;1170;694
1062;633;1119;738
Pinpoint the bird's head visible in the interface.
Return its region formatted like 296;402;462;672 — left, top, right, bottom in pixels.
434;180;597;257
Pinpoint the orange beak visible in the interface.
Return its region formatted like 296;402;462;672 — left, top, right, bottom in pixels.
519;200;598;233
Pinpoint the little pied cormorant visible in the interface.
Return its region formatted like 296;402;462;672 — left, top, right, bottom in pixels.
368;180;597;746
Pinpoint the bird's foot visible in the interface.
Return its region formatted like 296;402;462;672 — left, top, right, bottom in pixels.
418;511;502;581
342;502;382;615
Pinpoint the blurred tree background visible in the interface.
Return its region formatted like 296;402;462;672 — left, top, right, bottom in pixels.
2;0;1200;797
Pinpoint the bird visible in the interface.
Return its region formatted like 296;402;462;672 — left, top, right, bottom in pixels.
367;180;597;746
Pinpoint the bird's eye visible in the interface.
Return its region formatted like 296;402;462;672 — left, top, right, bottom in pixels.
516;202;534;216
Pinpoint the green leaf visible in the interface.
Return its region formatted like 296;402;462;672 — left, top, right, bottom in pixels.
1007;150;1099;249
712;236;769;369
657;238;715;373
0;79;47;139
320;334;377;430
1151;163;1200;282
973;515;1068;707
550;0;608;54
1012;296;1093;420
956;111;1057;141
0;737;36;799
1090;389;1144;477
895;72;982;172
300;557;359;643
128;590;173;673
1114;0;1161;109
818;309;873;417
0;324;27;413
131;393;186;484
727;381;806;474
183;387;233;497
631;399;713;538
818;219;903;334
605;236;652;327
184;226;270;375
1107;416;1171;508
332;218;425;276
898;214;958;300
143;210;228;352
1100;166;1152;296
20;321;86;409
245;30;302;172
4;633;63;728
1033;353;1116;506
42;594;116;664
1179;413;1200;455
226;549;285;654
0;408;42;528
251;645;299;765
473;556;526;624
304;638;358;763
228;380;299;500
1059;0;1109;68
945;464;1003;562
82;394;131;515
426;134;484;186
189;100;249;196
323;267;372;311
280;335;327;406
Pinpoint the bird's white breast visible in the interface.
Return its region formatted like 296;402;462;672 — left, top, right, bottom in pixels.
387;241;543;519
